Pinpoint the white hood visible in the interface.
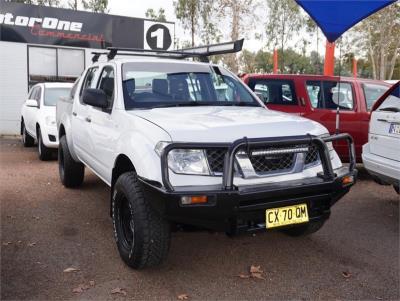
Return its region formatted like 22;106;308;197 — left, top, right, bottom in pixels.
130;106;328;142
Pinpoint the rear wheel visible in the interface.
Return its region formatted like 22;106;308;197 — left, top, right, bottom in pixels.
58;135;84;188
112;172;170;269
21;121;34;147
281;220;325;237
37;128;53;161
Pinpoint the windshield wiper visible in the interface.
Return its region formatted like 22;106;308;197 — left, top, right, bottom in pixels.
223;101;259;107
379;107;400;112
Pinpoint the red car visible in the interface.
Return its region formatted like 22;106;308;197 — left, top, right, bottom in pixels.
242;74;392;162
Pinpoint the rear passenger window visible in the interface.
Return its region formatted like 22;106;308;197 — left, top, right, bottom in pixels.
97;66;115;109
79;67;98;101
250;79;297;105
363;83;389;111
306;81;354;110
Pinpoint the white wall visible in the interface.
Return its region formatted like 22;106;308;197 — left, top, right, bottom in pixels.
0;42;27;135
0;43;95;135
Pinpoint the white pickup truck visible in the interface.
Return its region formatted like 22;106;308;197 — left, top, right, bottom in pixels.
56;41;357;269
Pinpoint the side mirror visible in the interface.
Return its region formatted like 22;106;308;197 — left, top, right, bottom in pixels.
82;88;108;109
26;99;38;107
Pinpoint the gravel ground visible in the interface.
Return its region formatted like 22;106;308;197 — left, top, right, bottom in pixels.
1;137;399;300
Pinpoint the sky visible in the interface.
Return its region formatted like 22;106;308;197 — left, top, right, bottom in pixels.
107;0;266;52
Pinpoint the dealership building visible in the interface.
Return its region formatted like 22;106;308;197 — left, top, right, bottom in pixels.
0;2;174;134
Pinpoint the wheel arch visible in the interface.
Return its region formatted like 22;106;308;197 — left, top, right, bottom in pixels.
111;154;136;216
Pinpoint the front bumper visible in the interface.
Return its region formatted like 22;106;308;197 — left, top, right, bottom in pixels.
41;125;58;148
141;134;357;234
362;143;400;185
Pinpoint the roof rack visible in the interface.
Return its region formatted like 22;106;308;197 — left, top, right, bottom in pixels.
91;39;244;63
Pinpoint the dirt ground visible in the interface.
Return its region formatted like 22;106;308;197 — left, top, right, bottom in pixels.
1;137;399;300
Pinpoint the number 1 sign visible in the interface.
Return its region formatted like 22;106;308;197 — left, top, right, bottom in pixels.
144;20;174;51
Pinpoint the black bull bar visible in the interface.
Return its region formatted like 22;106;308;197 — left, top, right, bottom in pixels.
160;133;356;192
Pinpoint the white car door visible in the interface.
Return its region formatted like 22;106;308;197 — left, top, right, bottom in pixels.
71;66;100;164
369;84;400;162
25;86;41;138
86;65;118;182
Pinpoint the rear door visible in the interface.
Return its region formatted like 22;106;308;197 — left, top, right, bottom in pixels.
369;84;400;161
247;78;307;116
71;66;99;163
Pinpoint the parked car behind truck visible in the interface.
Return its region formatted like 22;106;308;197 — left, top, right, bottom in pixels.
242;74;391;162
56;41;357;269
21;82;73;160
363;81;400;193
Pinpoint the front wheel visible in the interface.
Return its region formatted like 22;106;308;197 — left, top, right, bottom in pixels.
281;220;325;237
112;172;170;269
38;128;53;161
58;135;84;188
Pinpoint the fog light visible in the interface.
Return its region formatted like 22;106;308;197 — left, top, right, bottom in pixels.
342;175;354;186
181;195;208;205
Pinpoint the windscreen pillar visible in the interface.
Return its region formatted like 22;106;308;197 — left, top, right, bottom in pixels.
323;41;335;76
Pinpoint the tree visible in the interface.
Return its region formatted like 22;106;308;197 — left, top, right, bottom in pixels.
349;3;399;80
217;0;256;73
145;8;167;22
174;0;201;47
264;0;304;73
82;0;108;13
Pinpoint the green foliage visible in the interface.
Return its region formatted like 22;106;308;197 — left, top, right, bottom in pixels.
145;8;167;22
82;0;108;13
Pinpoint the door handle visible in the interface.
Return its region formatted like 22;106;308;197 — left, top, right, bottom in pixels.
377;118;388;123
85;116;91;123
72;112;77;116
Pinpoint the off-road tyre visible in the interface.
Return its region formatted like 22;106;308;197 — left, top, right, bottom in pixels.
37;128;53;161
21;121;34;147
58;135;84;188
282;220;325;237
112;172;170;269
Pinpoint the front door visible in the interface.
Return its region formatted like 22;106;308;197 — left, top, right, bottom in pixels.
247;78;307;117
86;65;118;183
304;80;358;161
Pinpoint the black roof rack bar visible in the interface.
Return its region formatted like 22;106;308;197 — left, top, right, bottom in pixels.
180;38;244;56
91;39;244;63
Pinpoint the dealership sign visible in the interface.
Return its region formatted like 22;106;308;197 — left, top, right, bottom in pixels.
0;2;174;50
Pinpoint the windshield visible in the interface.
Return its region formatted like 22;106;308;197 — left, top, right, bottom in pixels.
122;62;260;109
44;87;71;106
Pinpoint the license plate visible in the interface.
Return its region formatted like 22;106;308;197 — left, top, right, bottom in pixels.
265;204;309;229
389;123;400;135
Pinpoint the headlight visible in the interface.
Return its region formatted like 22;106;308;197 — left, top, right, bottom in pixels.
155;142;211;175
168;149;210;175
45;116;56;126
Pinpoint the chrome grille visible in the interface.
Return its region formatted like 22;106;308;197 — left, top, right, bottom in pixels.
248;151;295;173
206;144;321;176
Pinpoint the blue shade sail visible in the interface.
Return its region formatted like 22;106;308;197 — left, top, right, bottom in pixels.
296;0;396;42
